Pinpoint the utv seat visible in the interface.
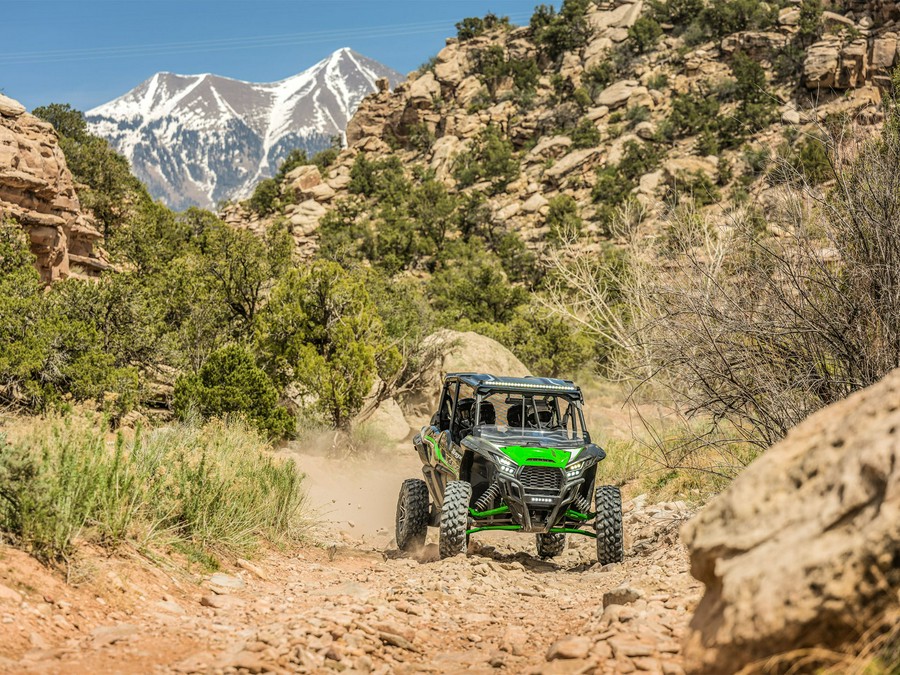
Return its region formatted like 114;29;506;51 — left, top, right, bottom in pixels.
479;401;496;425
507;406;538;429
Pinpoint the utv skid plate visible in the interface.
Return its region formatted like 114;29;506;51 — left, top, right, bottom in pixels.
465;505;598;537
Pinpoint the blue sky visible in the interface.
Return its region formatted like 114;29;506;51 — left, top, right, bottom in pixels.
2;0;552;112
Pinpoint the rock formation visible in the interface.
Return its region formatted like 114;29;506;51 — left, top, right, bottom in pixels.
0;94;109;282
682;368;900;673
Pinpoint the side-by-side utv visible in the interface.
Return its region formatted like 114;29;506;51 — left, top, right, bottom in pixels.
395;373;624;563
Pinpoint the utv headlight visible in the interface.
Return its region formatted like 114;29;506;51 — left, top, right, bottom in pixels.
497;455;517;475
565;458;593;479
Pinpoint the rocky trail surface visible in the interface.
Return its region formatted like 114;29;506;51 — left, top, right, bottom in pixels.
0;446;699;675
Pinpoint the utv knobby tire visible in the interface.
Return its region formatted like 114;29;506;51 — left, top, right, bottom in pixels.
439;481;472;559
395;479;429;551
595;485;624;565
536;532;566;559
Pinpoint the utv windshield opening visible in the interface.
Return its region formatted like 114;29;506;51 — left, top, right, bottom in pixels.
472;390;588;446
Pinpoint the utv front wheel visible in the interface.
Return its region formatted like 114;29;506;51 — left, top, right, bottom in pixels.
439;481;471;559
395;479;429;551
536;532;566;559
595;485;624;565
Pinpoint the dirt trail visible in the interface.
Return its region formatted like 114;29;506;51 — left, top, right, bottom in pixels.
0;443;700;675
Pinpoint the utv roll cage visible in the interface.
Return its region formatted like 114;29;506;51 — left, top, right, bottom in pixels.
432;373;592;443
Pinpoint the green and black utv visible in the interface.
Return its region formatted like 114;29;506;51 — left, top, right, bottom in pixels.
395;373;624;563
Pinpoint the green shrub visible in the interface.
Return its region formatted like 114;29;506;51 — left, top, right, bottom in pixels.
456;12;510;41
275;149;309;181
647;73;669;90
546;195;584;244
569;119;602;148
774;44;807;80
700;0;778;38
317;197;368;262
717;157;734;186
349;154;409;204
667;170;722;207
474;45;509;99
509;57;541;101
408;122;436;151
583;47;632;100
627;16;663;54
364;204;429;275
696;129;720;155
625;105;651;126
649;0;704;28
798;0;823;45
531;0;594;62
408;178;459;248
667;92;721;138
258;261;400;430
767;136;833;186
487;304;594;377
495;230;541;289
452;126;520;192
417;55;438;75
585;63;616;98
173;344;294;438
717;53;776;147
593;140;663;209
0;222;142;416
550;74;575;104
312;140;341;172
472;51;540;106
743;145;772;174
247;178;281;216
33;104;150;241
428;241;528;325
0;415;304;563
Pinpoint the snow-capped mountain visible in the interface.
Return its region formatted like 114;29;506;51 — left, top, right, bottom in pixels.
87;48;403;210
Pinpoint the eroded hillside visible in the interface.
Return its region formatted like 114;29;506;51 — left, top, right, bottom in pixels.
227;0;896;259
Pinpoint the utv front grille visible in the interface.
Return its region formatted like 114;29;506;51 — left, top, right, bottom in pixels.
520;466;562;496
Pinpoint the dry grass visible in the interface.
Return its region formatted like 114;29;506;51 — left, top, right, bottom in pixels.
0;413;305;565
581;380;758;502
736;609;900;674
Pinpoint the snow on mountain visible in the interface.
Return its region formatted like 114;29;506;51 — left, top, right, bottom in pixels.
86;48;403;210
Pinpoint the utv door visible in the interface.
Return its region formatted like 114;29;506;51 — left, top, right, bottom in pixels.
423;380;459;508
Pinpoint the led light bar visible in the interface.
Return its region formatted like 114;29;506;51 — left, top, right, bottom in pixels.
482;380;577;392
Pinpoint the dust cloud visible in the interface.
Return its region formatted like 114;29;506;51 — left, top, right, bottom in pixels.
281;432;423;545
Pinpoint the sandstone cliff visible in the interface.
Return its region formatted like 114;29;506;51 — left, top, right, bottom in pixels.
0;93;109;282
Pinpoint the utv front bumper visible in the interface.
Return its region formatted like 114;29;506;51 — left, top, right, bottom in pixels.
495;467;586;533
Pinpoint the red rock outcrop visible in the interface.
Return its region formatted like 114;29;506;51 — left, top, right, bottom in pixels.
0;93;109;282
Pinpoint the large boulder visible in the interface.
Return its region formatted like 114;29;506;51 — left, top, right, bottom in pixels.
356;396;410;443
683;369;900;674
400;330;529;424
596;80;640;109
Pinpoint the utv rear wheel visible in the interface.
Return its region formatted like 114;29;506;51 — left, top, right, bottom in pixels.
439;481;471;559
595;485;624;565
395;479;429;551
536;532;566;559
